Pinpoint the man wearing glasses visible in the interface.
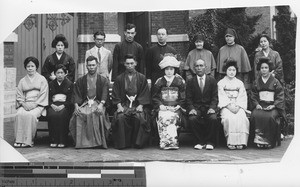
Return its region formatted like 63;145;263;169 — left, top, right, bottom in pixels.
84;31;113;79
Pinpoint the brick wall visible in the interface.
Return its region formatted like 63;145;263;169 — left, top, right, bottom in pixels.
151;11;189;35
150;10;189;61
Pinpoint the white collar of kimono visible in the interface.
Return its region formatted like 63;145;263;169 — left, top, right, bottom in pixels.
27;73;37;82
56;53;62;60
262;75;270;83
164;75;175;83
57;80;63;85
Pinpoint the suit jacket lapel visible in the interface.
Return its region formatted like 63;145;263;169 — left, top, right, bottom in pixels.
193;76;202;96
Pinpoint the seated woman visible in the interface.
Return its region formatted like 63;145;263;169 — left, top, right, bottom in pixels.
152;55;186;150
47;64;74;148
218;59;249;150
14;57;49;148
250;57;285;148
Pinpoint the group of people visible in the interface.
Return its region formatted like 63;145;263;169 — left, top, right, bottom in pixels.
13;23;285;152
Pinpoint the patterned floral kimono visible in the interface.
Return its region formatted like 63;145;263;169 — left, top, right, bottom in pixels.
15;73;49;146
218;76;249;146
250;75;285;147
152;75;186;149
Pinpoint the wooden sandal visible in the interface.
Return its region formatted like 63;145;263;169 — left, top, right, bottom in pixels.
57;144;65;148
50;144;57;148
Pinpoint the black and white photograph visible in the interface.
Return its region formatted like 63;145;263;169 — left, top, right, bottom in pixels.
0;0;299;186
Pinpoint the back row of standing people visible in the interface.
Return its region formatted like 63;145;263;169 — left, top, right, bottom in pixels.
14;23;285;150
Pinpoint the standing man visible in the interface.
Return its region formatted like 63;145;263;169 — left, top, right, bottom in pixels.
186;59;219;150
111;54;151;149
145;28;177;88
69;56;110;149
112;23;144;81
83;31;113;79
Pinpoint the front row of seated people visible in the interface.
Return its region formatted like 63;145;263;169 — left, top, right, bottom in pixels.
14;54;285;150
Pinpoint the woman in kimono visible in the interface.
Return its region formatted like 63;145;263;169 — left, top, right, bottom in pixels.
250;57;285;148
42;34;75;83
14;57;49;148
218;59;249;149
216;28;251;89
184;34;216;80
253;34;284;84
152;55;186;150
47;64;74;148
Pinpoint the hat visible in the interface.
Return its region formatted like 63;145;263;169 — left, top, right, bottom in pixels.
194;34;205;42
225;28;237;38
51;34;69;48
159;55;180;69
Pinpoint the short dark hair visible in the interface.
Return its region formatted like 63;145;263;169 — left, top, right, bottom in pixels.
259;34;271;43
54;64;67;74
125;23;136;31
24;56;39;69
124;54;136;62
86;56;98;64
51;34;69;48
94;31;106;39
222;58;239;73
256;57;274;71
157;27;167;35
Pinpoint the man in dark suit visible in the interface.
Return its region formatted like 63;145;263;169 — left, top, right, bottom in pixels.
186;59;219;150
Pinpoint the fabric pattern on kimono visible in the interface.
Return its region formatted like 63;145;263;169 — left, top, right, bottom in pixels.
218;76;249;146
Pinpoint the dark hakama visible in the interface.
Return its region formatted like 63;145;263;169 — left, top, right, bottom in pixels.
47;78;73;145
250;76;285;147
112;71;151;149
69;74;110;149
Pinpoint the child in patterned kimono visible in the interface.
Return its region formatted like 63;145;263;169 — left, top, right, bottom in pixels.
152;55;186;150
218;59;249;150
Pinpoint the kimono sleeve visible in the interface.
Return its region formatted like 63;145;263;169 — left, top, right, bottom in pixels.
100;77;109;103
67;56;76;83
35;76;49;107
274;52;284;83
111;77;122;106
152;78;163;109
73;78;84;105
250;80;260;109
274;79;285;110
217;79;231;108
16;79;25;108
136;75;150;105
235;80;248;110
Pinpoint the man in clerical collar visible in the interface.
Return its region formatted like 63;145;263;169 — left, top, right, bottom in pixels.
83;31;113;79
145;27;177;89
112;23;145;81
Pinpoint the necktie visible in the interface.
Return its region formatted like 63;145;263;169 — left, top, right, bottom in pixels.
97;48;101;63
199;77;204;93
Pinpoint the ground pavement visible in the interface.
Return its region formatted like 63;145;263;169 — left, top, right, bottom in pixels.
14;130;293;164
